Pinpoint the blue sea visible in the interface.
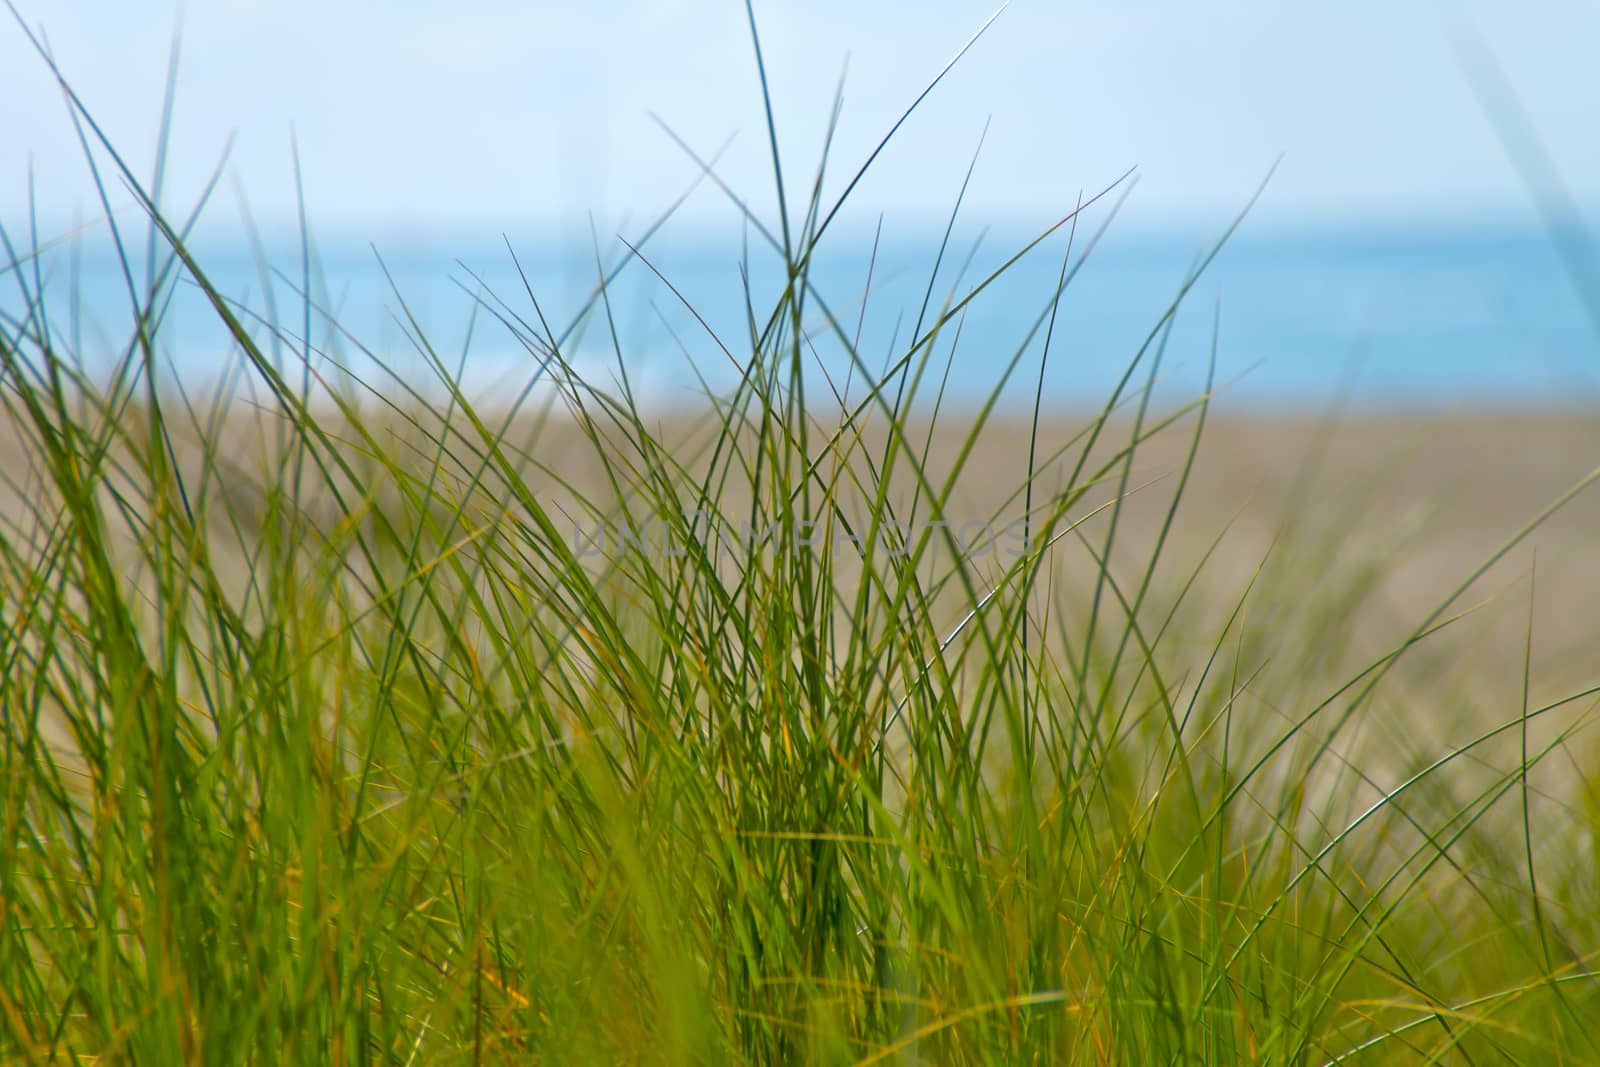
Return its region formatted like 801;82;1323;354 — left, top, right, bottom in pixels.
7;220;1599;413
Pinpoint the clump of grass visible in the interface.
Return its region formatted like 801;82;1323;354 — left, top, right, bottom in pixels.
3;9;1600;1064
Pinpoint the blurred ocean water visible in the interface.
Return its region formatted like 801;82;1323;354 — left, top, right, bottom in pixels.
8;221;1597;413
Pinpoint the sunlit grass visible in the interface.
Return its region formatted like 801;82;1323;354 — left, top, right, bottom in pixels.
3;8;1600;1064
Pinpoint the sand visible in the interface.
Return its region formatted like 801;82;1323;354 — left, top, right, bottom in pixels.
4;406;1597;712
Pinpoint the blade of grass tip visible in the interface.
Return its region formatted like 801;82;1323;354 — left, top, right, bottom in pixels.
1042;173;1267;732
39;39;223;455
4;181;65;426
921;226;994;417
92;225;399;634
366;249;484;597
1067;450;1213;804
893;117;990;424
289;131;316;514
1081;310;1228;825
907;226;993;465
811;3;1009;248
586;215;642;411
899;123;993;555
31;15;235;504
144;6;182;299
649;116;807;385
45;48;158;381
843;213;885;405
781;66;857;501
653;4;1007;363
878;185;1139;670
0;209;120;277
452;259;558;365
743;0;793;263
650;116;784;268
1021;190;1081;759
624;241;769;420
135;153;242;539
660;108;1125;440
912;306;969;480
1051;157;1275;561
22;166;55;366
796;55;850;266
1449;22;1600;346
876;170;1135;418
55;80;232;544
554;130;739;356
1115;295;1220;742
802;169;1134;507
230;179;289;399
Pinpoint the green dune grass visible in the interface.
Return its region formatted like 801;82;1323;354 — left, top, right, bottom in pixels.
3;9;1600;1063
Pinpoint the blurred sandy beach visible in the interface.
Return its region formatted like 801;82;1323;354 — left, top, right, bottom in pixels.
6;408;1595;698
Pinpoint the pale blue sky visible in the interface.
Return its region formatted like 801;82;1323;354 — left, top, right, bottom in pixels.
4;1;1600;241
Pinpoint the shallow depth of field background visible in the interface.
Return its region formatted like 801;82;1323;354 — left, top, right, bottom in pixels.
5;2;1600;1063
